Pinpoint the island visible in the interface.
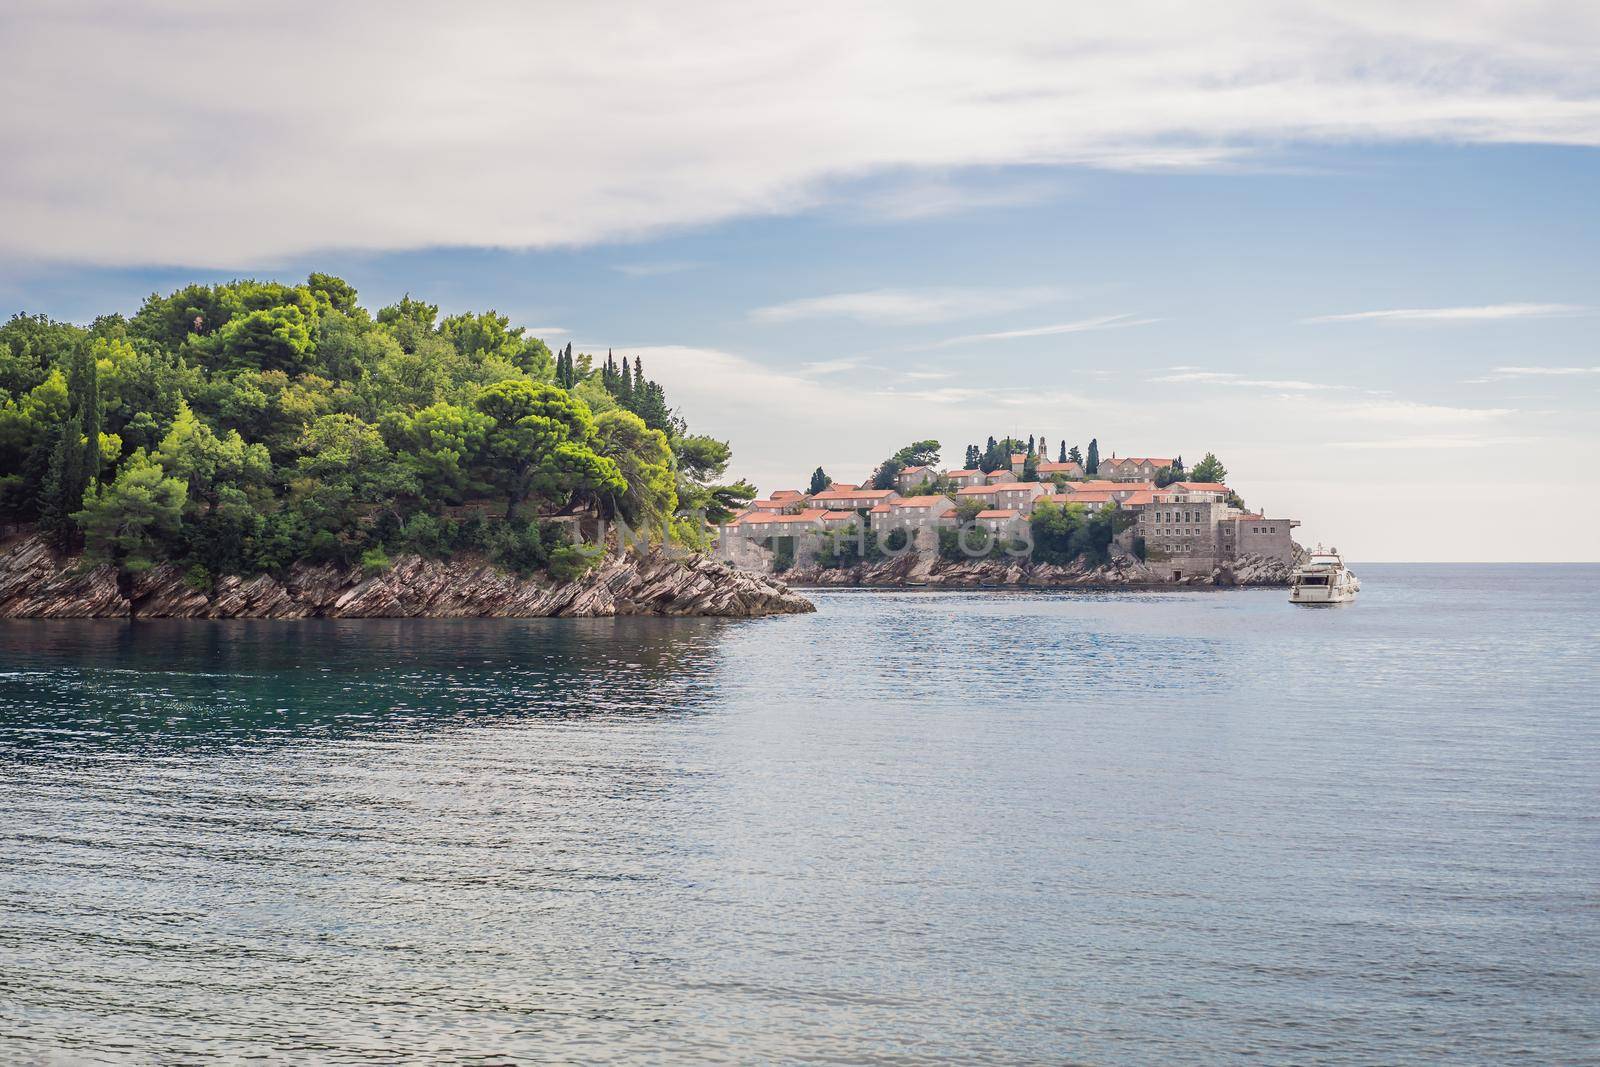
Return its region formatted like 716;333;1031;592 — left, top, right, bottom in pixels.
711;439;1308;589
0;276;811;618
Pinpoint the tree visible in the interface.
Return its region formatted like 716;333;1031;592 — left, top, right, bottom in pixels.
1021;452;1039;481
980;436;1001;472
808;467;830;495
592;409;676;531
1068;444;1082;465
73;449;186;571
39;413;87;547
964;444;980;469
891;439;940;468
1058;441;1068;464
1086;438;1099;474
474;380;622;519
1191;452;1227;483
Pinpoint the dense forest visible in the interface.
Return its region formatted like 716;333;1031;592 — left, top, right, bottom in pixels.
0;275;753;584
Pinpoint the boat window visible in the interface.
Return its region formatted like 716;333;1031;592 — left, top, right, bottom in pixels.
1297;575;1329;585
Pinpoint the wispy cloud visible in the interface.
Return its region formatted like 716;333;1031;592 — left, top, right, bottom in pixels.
1344;400;1515;425
1328;434;1535;450
525;326;569;336
750;286;1061;326
1303;303;1588;324
843;175;1064;222
799;357;870;376
613;261;700;277
1149;370;1340;390
921;313;1157;349
1466;365;1600;382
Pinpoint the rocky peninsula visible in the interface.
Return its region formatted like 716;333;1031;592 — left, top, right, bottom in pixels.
0;534;814;619
784;550;1301;590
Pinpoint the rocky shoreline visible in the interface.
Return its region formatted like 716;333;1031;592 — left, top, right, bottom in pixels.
0;535;815;619
784;551;1300;590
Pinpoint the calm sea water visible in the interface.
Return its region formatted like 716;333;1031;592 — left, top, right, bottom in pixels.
1;565;1596;1064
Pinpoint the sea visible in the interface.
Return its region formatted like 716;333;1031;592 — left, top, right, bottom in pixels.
1;564;1596;1063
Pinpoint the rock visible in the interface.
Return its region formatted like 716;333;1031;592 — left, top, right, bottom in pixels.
0;534;814;619
784;548;1301;589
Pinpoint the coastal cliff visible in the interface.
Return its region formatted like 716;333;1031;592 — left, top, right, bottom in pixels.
0;535;814;619
784;550;1301;589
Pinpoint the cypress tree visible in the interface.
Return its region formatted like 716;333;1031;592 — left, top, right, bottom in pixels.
1086;438;1099;475
40;412;86;549
1058;441;1068;464
808;467;830;495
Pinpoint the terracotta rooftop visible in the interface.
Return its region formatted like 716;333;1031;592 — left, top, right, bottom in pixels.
976;508;1020;519
738;508;833;525
809;487;897;501
956;485;1000;496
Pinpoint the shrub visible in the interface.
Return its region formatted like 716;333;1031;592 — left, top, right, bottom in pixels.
360;547;391;575
486;519;548;576
548;542;604;582
183;563;212;591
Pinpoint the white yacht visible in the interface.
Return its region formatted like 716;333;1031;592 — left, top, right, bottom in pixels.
1290;546;1360;605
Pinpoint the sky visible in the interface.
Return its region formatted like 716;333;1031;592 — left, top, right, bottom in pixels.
3;1;1598;561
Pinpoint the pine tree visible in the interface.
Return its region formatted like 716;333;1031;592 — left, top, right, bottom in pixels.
40;412;86;549
1086;438;1099;475
964;444;979;469
808;467;830;495
69;346;101;491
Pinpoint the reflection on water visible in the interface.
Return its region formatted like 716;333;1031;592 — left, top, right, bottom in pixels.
1;566;1597;1063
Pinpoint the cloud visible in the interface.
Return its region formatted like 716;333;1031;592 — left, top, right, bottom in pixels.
1328;434;1535;449
750;286;1061;325
524;326;569;336
1342;400;1515;424
1148;370;1341;390
613;261;700;277
1472;365;1600;380
922;313;1158;348
1303;303;1589;323
6;2;1600;265
799;358;870;375
841;174;1065;222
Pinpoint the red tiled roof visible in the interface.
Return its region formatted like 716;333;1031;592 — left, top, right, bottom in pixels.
829;483;858;492
809;487;897;501
976;508;1019;519
894;495;956;508
956;485;999;496
770;489;803;499
739;508;833;526
1169;482;1228;492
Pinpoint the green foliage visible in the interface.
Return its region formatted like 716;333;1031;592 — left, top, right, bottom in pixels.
808;466;830;495
2;275;728;582
360;547;392;576
768;535;795;572
1191;452;1228;483
548;541;604;582
1021;452;1039;481
1028;499;1118;565
73;449;187;571
814;524;882;569
1086;438;1099;475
